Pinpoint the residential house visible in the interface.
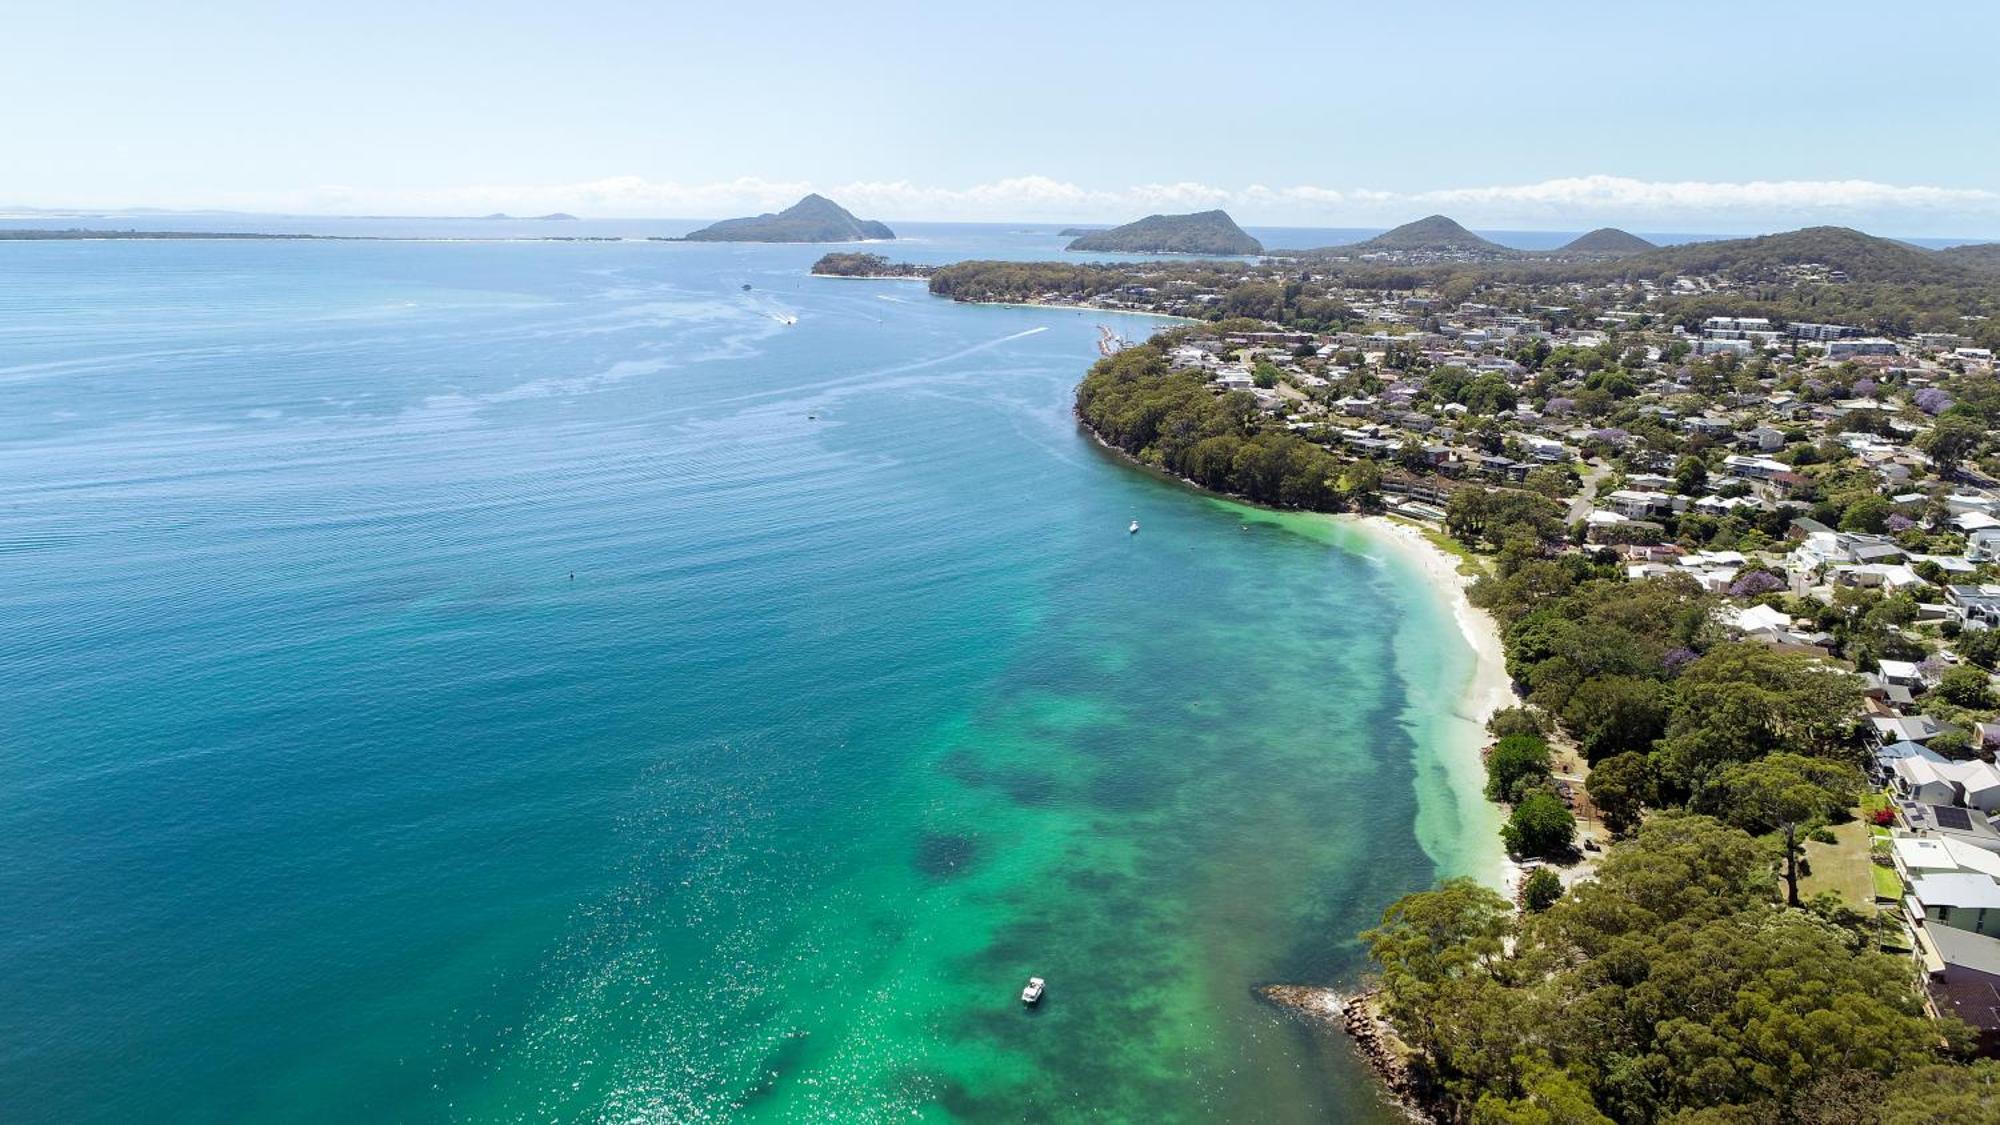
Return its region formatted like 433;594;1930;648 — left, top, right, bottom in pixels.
1905;802;2000;854
1916;923;2000;1053
1908;871;2000;937
1966;528;2000;563
1948;585;2000;631
1743;425;1787;452
1603;489;1681;519
1723;454;1790;481
1874;713;1945;745
1893;757;2000;815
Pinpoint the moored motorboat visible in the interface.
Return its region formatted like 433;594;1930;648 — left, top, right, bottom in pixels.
1128;520;1140;534
1021;976;1045;1004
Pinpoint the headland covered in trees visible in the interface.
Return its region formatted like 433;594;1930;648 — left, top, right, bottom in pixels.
809;252;934;279
1063;209;1263;255
677;193;895;243
818;212;2000;1120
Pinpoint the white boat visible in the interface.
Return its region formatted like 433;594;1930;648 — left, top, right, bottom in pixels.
1128;520;1140;534
1021;976;1045;1005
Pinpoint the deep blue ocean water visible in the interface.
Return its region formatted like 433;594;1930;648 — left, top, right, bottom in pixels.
0;226;1499;1121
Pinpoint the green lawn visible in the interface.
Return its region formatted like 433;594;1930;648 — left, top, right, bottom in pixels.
1799;818;1878;910
1872;861;1904;901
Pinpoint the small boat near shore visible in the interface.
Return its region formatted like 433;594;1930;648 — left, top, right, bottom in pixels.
1021;976;1045;1005
1128;520;1140;534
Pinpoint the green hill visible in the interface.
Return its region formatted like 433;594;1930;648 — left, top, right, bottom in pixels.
1935;242;2000;273
1347;214;1512;254
1065;210;1262;255
1558;227;1655;256
680;194;895;243
1614;226;1961;283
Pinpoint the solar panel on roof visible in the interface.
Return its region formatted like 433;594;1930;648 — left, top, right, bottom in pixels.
1936;807;1975;831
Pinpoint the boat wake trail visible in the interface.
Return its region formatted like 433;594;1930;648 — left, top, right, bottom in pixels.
687;326;1056;415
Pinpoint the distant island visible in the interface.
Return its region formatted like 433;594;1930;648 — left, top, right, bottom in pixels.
1065;210;1263;256
1558;226;1656;255
678;194;895;243
479;212;579;221
809;252;934;279
1269;215;1685;263
1308;214;1512;258
1057;227;1104;237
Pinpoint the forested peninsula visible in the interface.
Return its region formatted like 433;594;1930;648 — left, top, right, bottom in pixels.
810;252;934;279
678;193;894;243
1076;333;1379;508
1065;210;1263;255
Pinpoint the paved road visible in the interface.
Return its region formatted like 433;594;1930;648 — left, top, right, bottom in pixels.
1568;462;1611;523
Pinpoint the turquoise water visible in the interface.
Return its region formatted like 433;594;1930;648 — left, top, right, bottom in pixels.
0;229;1497;1121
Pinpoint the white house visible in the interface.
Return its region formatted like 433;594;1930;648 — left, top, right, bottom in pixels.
1894;834;2000;886
1893;758;2000;815
1897;758;1964;806
1604;489;1680;519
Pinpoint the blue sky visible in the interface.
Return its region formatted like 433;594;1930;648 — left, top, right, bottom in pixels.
10;0;2000;234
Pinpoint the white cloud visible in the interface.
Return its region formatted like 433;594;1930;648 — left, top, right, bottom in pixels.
1406;175;2000;222
202;173;2000;234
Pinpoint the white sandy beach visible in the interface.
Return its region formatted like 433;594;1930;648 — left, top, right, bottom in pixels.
1347;514;1521;893
1359;516;1515;731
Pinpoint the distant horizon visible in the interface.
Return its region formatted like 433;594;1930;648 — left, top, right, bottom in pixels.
11;4;1999;239
4;204;1996;248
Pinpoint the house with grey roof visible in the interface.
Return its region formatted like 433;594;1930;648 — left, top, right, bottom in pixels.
1918;923;2000;1051
1903;802;2000;854
1873;714;1945;745
1908;871;2000;937
1893;757;2000;815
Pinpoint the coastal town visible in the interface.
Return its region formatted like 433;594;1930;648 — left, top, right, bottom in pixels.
822;220;2000;1118
32;0;2000;1119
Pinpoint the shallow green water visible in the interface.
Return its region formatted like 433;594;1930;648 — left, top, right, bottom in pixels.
0;227;1497;1121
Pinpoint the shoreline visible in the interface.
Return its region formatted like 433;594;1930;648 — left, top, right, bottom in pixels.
1074;383;1517;1118
1344;514;1517;893
1073;421;1517;892
1266;516;1517;1125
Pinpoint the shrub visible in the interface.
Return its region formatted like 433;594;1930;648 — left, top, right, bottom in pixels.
1502;791;1576;857
1486;734;1554;803
1937;665;1996;709
1929;728;1976;760
1522;867;1563;912
1486;707;1545;740
1728;570;1785;598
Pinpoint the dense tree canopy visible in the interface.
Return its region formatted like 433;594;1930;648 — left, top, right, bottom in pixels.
1654;644;1864;798
1365;817;1974;1123
1698;753;1864;906
1073;337;1372;510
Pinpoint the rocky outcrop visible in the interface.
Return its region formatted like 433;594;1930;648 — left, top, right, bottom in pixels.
1257;985;1433;1121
